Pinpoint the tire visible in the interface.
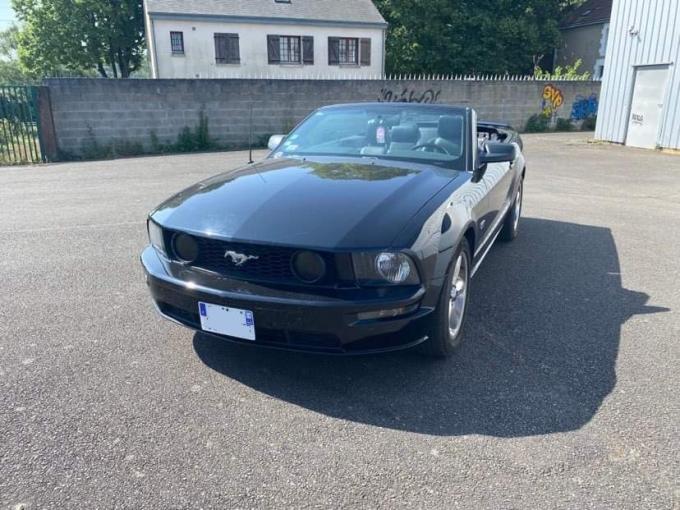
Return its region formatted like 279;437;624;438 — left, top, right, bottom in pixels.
421;239;472;357
500;177;523;242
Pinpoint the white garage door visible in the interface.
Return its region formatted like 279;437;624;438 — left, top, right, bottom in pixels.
625;65;669;149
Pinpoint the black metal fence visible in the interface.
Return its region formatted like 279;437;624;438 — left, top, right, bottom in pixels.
0;86;44;164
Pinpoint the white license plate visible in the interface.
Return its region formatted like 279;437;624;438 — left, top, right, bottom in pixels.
198;302;255;341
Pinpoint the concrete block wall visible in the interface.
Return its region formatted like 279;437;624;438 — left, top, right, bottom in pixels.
44;78;601;158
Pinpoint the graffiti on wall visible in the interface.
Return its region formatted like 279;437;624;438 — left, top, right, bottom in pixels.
541;83;564;116
571;94;598;120
378;88;441;104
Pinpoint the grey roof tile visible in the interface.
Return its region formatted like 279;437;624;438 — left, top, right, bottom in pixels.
561;0;612;28
146;0;387;25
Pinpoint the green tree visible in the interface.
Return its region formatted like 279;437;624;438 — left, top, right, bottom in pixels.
12;0;145;78
375;0;563;75
0;26;29;83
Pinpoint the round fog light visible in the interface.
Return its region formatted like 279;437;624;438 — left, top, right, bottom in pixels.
292;251;326;283
172;233;199;263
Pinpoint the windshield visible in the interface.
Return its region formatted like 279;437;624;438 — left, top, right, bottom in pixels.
272;105;468;170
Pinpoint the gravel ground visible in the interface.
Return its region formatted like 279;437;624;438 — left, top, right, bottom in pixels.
1;133;679;509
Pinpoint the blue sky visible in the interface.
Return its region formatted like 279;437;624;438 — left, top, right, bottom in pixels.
0;0;16;30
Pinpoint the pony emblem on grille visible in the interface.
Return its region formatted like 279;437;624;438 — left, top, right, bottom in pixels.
224;250;260;266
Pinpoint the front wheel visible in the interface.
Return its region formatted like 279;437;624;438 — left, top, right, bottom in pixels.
500;178;523;242
421;239;471;357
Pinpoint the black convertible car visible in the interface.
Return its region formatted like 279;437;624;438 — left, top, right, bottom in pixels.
142;103;526;356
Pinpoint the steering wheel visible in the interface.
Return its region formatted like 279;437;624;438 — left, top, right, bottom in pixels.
411;142;450;155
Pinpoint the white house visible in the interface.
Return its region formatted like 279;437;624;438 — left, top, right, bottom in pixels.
144;0;387;79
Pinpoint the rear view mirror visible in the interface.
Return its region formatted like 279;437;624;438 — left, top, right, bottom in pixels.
479;142;516;165
268;134;285;151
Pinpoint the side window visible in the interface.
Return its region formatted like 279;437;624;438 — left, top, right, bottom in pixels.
279;36;301;63
214;33;240;64
329;38;366;66
268;35;314;65
339;38;358;65
170;31;184;55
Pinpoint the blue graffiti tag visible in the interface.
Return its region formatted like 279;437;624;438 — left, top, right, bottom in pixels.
571;94;598;120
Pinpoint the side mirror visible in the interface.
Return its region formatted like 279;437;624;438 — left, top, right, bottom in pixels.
268;134;285;151
479;142;516;165
473;142;516;182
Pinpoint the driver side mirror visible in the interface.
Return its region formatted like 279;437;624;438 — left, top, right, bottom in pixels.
268;134;286;151
473;142;516;182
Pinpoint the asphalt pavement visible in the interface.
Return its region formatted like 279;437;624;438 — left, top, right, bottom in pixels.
1;133;679;508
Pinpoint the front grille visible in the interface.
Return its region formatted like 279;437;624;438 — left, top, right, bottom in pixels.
165;230;337;285
194;237;297;281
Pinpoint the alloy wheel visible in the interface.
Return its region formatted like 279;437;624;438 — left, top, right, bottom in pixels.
448;252;469;338
513;181;523;232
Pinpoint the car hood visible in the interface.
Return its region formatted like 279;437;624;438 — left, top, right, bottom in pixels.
151;157;463;250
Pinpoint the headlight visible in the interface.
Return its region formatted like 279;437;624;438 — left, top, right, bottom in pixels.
147;219;165;255
352;252;420;285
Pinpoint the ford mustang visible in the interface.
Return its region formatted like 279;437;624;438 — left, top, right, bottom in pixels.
141;103;526;356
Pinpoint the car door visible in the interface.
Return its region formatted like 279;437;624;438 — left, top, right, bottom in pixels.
478;154;516;245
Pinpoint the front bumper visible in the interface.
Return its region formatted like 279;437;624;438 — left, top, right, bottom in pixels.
141;246;435;354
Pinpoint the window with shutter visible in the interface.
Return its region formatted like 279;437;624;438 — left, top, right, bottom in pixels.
329;38;359;65
360;38;371;66
215;33;240;64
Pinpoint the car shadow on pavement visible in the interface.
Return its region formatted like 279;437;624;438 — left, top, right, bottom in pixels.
193;218;668;437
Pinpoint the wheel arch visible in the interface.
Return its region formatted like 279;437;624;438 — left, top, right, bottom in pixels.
463;226;476;257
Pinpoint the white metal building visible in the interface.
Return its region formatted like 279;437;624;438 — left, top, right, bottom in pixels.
595;0;680;150
144;0;387;79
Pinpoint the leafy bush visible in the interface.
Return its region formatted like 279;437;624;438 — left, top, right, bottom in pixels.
534;58;592;80
149;130;169;153
80;127;112;160
257;134;273;148
175;126;196;152
112;139;144;157
524;114;550;133
194;110;211;150
174;111;214;152
555;118;573;132
581;116;597;131
75;111;219;161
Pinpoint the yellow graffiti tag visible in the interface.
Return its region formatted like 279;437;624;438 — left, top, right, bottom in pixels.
543;83;564;110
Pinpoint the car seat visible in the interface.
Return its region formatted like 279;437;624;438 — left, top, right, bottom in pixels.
433;115;463;155
388;124;420;153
